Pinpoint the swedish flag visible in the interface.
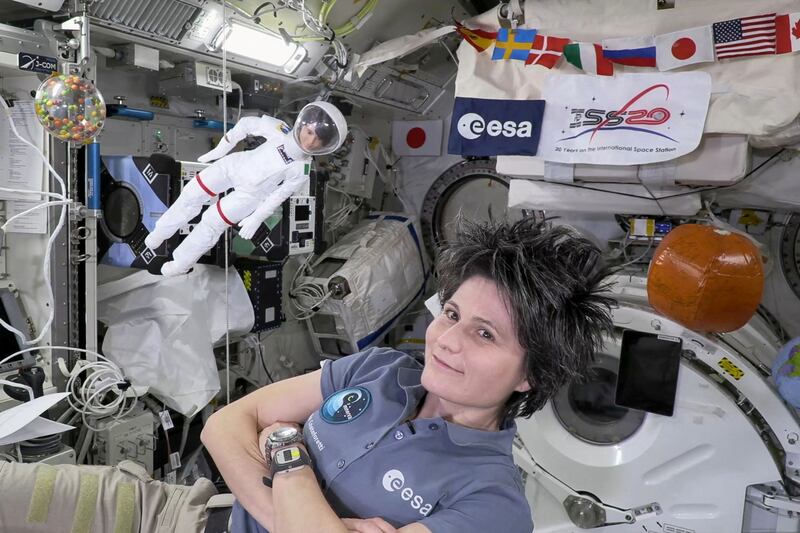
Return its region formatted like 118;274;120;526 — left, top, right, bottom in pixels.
492;28;538;61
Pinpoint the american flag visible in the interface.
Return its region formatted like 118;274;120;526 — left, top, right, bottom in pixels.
713;13;777;59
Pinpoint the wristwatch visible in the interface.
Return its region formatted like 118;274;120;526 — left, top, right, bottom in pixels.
266;426;304;454
262;427;311;487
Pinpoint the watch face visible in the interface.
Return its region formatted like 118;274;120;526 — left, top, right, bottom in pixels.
274;446;302;465
271;426;299;444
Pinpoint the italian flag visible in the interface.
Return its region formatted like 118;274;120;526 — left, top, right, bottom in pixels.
563;42;614;76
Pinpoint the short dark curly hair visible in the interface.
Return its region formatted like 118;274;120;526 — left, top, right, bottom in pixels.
435;217;616;423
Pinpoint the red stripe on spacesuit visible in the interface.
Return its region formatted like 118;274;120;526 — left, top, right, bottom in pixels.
216;201;235;226
196;174;216;196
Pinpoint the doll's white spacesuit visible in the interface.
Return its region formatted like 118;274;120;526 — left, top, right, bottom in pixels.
144;101;347;276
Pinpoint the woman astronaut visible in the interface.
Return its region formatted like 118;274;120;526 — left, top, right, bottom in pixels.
203;218;616;533
144;101;348;276
0;219;613;533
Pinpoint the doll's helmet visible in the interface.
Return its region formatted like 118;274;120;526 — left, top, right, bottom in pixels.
293;101;348;156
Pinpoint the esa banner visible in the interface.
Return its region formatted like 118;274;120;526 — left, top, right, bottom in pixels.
538;72;711;165
448;97;545;156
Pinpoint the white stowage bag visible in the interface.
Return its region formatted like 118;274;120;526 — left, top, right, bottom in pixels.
458;0;800;137
302;213;428;352
97;265;255;416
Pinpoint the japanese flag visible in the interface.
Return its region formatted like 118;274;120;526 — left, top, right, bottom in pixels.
391;120;443;156
655;26;715;71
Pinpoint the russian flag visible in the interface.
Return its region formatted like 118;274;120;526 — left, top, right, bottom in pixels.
602;36;657;67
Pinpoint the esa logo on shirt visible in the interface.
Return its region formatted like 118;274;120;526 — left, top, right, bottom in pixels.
382;469;433;516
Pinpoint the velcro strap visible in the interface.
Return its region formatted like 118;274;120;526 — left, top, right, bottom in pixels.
27;464;57;524
114;482;136;533
71;473;99;533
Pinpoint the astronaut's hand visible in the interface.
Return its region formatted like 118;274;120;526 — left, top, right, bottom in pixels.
238;216;263;241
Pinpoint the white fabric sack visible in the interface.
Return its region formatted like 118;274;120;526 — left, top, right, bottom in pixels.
508;179;702;215
97;265;254;416
353;25;455;76
750;118;800;149
457;0;800;136
714;153;800;209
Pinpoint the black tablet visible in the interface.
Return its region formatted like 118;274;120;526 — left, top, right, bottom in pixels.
615;330;682;417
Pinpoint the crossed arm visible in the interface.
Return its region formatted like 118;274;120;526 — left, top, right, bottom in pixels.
200;370;431;533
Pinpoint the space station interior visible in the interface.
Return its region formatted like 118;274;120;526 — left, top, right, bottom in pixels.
2;0;800;532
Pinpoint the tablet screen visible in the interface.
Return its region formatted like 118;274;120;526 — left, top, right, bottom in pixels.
615;330;682;416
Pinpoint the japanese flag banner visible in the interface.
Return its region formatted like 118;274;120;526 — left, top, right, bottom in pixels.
392;120;443;156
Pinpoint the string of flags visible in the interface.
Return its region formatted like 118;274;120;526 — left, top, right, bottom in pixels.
455;11;800;76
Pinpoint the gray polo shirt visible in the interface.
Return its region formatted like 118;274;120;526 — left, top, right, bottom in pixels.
231;347;533;533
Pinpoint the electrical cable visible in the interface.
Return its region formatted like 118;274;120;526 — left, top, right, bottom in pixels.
289;283;332;320
303;0;378;40
440;40;459;65
534;148;787;206
267;0;351;87
68;359;138;432
222;0;232;407
618;236;655;269
287;254;332;320
365;142;412;213
179;411;195;458
0;187;65;200
252;1;281;19
1;346;140;433
636;177;667;217
2;200;72;229
76;430;94;464
256;333;276;384
0;96;69;347
324;183;361;238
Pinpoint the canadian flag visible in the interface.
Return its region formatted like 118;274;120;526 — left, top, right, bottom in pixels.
391;120;443;156
777;13;800;54
655;26;715;71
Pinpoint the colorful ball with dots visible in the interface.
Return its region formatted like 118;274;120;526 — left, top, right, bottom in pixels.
34;74;105;144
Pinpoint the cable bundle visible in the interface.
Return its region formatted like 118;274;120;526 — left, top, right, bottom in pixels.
66;355;139;432
288;254;332;320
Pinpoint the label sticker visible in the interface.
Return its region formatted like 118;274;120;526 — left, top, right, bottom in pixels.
159;410;174;431
169;451;181;470
18;52;58;74
717;357;744;381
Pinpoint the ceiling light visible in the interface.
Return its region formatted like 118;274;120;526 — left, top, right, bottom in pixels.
211;22;303;69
